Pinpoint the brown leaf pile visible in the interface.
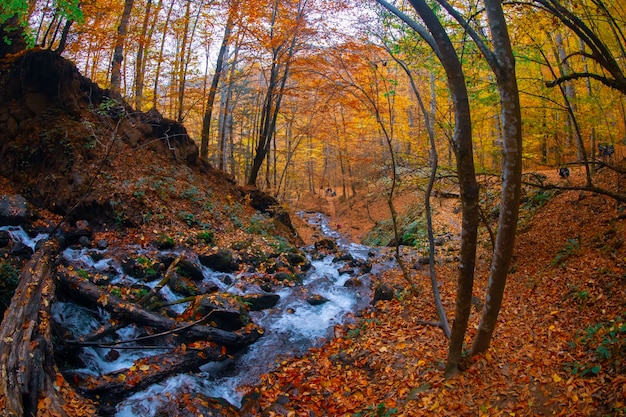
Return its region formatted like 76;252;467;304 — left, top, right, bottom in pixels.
248;169;626;416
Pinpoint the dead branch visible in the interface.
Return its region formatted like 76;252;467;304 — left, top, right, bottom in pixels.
139;252;184;308
58;268;262;348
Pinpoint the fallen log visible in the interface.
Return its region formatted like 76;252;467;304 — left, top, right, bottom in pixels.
0;239;96;417
75;340;225;404
58;266;263;349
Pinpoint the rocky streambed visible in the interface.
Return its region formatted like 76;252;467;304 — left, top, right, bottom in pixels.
1;211;393;416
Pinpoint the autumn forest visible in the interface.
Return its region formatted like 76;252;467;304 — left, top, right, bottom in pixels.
0;0;625;416
4;0;623;194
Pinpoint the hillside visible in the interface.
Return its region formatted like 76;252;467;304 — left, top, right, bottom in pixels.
0;49;300;249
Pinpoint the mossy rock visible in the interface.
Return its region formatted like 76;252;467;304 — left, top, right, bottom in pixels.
180;293;249;331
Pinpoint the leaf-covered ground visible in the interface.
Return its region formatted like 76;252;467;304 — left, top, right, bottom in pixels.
247;168;626;416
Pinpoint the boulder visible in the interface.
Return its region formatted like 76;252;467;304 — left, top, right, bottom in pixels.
153;393;240;417
314;238;336;251
306;294;329;306
373;282;394;303
0;230;10;248
120;255;161;281
9;241;33;259
338;265;354;276
0;195;28;226
169;275;200;297
180;293;249;331
199;248;236;272
344;277;363;288
241;293;280;311
173;257;204;281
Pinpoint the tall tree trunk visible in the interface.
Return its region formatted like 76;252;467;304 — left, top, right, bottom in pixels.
200;4;236;161
176;0;202;123
134;0;154;111
539;32;593;185
175;0;192;122
470;0;523;356
217;42;239;171
392;51;451;338
152;0;175;110
247;0;304;186
555;32;583;160
110;0;134;94
405;0;480;377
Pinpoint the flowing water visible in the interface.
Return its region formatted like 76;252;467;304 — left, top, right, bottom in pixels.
3;214;385;415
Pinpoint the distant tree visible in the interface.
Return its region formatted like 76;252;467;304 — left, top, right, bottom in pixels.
201;0;239;162
246;0;311;187
110;0;134;93
529;0;626;95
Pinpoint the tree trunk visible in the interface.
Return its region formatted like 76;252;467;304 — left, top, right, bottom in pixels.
55;18;73;53
152;0;175;110
470;0;523;356
0;240;95;417
217;43;239;171
405;0;480;377
77;342;226;403
176;0;202;123
200;3;236;161
247;0;303;187
134;0;154;111
110;0;135;94
395;52;451;338
58;270;262;348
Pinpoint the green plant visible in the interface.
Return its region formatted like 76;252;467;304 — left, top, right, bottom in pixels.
196;231;215;245
96;96;126;118
247;213;275;236
224;202;245;227
269;236;292;253
133;288;150;299
155;234;175;249
137;256;157;277
565;283;590;306
400;218;427;248
563;361;601;377
178;211;197;226
565;316;626;377
133;190;146;201
180;186;200;201
551;236;580;266
353;403;398;417
523;189;555;210
77;269;90;279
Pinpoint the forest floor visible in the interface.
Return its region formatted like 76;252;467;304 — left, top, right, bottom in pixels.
248;166;626;416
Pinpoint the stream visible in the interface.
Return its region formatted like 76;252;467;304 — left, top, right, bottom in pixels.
2;212;389;415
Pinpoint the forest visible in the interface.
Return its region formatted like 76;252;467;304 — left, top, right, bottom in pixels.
0;0;625;416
